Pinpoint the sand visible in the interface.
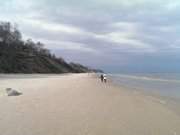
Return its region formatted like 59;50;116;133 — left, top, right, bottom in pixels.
0;73;180;135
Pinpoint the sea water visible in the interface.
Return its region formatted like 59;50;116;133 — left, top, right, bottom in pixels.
109;73;180;100
109;73;180;114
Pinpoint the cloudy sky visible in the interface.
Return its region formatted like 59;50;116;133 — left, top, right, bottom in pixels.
0;0;180;73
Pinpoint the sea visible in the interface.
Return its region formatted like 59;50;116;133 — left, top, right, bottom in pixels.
109;73;180;114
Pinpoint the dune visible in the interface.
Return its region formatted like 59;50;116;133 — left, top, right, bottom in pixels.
0;73;180;135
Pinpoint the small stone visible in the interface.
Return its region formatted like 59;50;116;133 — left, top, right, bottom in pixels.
6;88;22;96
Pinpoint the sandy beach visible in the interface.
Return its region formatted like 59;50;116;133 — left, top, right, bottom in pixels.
0;73;180;135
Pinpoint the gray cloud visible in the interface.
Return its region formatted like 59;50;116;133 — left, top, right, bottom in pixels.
0;0;180;72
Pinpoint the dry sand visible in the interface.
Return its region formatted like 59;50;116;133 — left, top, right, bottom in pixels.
0;73;180;135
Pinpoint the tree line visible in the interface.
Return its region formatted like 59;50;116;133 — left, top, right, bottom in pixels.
0;21;98;73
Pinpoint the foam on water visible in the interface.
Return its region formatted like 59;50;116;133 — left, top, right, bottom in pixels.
111;74;180;83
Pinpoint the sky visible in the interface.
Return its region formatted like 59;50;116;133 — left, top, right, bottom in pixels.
0;0;180;73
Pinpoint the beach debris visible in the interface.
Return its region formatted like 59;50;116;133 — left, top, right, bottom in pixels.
6;88;22;96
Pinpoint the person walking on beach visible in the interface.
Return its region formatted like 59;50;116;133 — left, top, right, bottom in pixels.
100;74;104;82
103;74;107;83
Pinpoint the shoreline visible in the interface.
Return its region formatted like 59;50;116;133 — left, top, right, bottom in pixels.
0;73;180;135
109;74;180;116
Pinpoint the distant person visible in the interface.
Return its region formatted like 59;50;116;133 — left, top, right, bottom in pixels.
103;74;107;83
100;74;104;82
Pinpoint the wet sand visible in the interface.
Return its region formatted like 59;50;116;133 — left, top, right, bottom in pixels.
0;73;180;135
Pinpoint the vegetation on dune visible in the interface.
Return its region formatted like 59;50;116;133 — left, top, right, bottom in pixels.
0;21;101;73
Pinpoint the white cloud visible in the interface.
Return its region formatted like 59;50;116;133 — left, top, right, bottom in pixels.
164;1;180;10
22;33;98;53
110;22;139;32
169;40;180;49
44;40;98;53
95;21;154;50
22;19;84;34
